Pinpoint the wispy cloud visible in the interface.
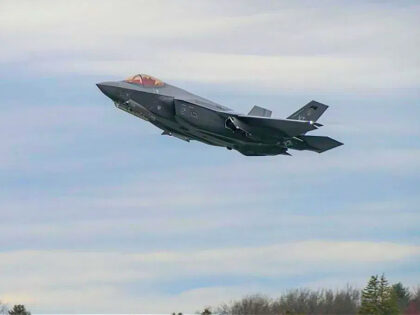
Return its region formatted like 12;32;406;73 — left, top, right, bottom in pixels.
1;1;419;90
1;241;418;312
1;1;419;312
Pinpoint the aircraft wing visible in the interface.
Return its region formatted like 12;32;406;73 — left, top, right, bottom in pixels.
232;115;318;137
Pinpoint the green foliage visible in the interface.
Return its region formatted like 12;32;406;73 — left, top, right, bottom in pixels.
392;282;410;312
378;274;398;315
359;274;398;315
212;275;416;315
200;308;212;315
8;305;30;315
359;275;380;315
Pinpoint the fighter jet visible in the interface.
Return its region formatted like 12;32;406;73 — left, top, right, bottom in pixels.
97;74;342;156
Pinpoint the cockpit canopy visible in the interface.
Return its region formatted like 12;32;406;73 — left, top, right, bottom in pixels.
124;74;164;87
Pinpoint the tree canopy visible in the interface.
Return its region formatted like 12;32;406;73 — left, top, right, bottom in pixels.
8;305;30;315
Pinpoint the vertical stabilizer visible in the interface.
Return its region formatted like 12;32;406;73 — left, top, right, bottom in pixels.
287;100;328;122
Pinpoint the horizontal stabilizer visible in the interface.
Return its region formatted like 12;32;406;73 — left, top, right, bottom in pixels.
293;135;343;153
287;100;328;122
248;105;272;117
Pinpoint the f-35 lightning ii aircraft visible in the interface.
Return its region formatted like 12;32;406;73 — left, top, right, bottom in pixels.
97;74;342;156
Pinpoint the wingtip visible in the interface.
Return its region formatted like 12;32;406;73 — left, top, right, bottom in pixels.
311;100;329;108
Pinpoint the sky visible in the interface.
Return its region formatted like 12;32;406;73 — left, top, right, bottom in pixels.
0;0;419;313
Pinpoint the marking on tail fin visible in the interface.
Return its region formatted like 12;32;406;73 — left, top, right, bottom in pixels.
287;100;328;122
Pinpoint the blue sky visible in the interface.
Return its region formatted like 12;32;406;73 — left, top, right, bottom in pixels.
0;0;419;313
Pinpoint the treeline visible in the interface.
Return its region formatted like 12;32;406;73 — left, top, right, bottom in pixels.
2;275;419;314
0;304;30;315
198;275;420;315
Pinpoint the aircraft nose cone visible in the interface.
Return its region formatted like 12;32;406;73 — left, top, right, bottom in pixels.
96;82;109;94
96;81;117;99
96;82;104;90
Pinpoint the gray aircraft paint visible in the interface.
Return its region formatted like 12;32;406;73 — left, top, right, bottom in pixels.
97;74;342;156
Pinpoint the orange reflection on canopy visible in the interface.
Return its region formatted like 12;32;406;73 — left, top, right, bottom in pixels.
125;74;164;87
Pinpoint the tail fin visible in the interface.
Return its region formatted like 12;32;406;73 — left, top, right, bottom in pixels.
287;100;328;122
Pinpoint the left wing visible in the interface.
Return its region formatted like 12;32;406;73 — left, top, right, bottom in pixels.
226;114;318;138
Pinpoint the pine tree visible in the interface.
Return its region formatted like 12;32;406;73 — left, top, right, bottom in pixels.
359;274;399;315
359;275;380;315
8;305;30;315
392;282;410;313
378;274;398;315
201;308;212;315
